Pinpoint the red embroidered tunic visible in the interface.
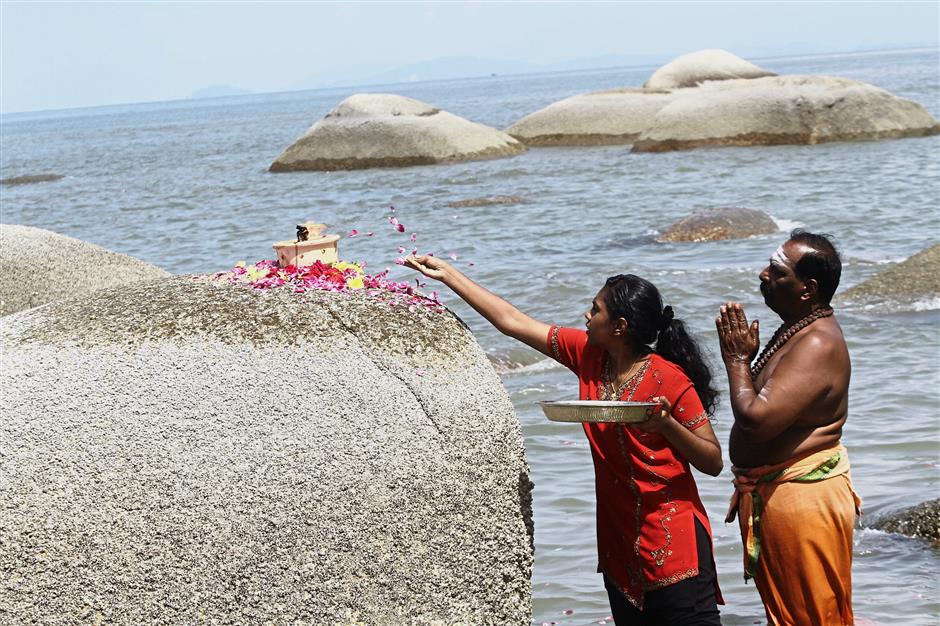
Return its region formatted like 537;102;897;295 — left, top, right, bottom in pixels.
548;325;720;609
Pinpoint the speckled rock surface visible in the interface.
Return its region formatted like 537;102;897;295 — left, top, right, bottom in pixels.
658;207;778;242
643;49;775;89
871;499;940;544
841;244;940;304
270;94;525;172
632;75;940;153
0;173;64;186
446;195;528;208
505;88;675;146
1;276;534;625
0;224;170;316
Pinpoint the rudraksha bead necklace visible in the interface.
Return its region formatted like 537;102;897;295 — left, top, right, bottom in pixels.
750;307;834;379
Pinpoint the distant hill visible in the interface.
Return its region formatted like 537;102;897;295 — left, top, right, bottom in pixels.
191;84;252;99
302;54;680;90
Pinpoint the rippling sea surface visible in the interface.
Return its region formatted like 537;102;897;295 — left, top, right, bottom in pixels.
3;48;938;625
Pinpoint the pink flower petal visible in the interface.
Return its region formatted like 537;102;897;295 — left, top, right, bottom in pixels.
389;216;399;226
448;252;458;261
410;233;417;242
366;232;373;237
468;261;475;267
397;246;406;254
348;229;358;237
395;257;405;265
396;224;405;232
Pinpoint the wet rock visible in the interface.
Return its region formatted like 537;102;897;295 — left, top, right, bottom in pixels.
1;277;534;624
270;94;525;172
657;207;778;242
506;88;675;146
643;49;775;89
0;224;170;316
447;195;528;208
633;75;940;153
0;173;64;186
871;499;940;544
841;244;940;303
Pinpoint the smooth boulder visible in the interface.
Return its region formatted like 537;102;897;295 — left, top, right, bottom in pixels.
633;75;940;153
644;49;775;89
0;224;170;316
841;244;940;304
270;94;525;171
505;88;675;146
871;499;940;544
1;277;534;624
658;207;778;242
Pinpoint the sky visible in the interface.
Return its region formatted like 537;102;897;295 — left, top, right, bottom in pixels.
1;1;938;114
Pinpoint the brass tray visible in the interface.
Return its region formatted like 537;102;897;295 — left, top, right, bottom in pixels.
538;400;656;423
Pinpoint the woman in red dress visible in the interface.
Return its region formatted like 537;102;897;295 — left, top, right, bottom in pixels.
405;257;724;626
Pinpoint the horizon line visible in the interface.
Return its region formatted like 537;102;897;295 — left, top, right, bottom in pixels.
2;44;937;118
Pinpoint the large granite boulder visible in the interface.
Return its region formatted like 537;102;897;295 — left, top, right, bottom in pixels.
840;244;940;305
632;75;940;153
0;224;170;316
870;499;940;544
0;277;534;624
658;207;779;242
643;49;775;89
270;94;525;171
505;88;675;146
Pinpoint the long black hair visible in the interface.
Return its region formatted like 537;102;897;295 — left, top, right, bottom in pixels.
603;274;719;416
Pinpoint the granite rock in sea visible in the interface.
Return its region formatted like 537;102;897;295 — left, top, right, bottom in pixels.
643;49;776;90
269;93;525;172
0;224;170;316
632;75;940;153
505;87;676;146
0;173;65;186
870;499;940;544
840;243;940;305
657;207;779;243
0;276;534;625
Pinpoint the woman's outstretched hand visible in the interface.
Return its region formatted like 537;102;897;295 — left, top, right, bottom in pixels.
403;255;450;282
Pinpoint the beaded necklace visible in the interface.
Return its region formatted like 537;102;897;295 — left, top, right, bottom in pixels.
750;307;834;380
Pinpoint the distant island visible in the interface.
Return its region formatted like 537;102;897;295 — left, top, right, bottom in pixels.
191;84;252;99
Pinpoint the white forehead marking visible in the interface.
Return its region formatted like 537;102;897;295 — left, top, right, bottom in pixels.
771;245;788;267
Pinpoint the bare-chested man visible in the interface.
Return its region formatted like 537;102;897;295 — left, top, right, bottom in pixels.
716;230;860;626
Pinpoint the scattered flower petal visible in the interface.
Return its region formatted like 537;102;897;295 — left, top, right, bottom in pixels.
410;232;417;242
448;252;458;261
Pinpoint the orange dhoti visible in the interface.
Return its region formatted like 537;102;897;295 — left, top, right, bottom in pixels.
726;444;861;626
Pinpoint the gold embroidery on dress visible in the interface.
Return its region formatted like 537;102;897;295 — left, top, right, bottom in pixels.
550;326;561;361
683;411;709;429
646;567;699;590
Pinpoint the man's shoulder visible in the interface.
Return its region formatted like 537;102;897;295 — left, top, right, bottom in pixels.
789;319;847;357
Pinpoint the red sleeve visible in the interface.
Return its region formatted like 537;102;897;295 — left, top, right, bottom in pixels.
546;325;588;376
671;383;709;431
